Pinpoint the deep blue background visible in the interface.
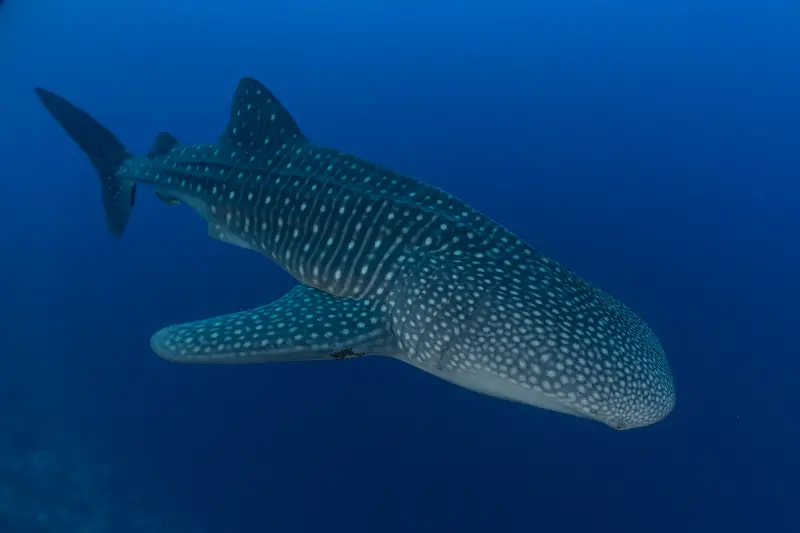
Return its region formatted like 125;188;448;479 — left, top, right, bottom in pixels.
1;1;797;531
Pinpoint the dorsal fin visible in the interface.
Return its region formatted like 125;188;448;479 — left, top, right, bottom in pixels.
147;131;179;158
220;77;306;151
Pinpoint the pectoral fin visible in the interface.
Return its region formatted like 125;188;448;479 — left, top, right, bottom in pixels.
150;285;394;363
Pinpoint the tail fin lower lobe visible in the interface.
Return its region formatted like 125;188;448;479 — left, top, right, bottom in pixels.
34;87;135;238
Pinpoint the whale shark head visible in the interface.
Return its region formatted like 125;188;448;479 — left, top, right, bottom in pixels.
391;247;676;431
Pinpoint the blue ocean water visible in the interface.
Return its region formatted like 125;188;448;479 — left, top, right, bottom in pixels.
1;0;797;531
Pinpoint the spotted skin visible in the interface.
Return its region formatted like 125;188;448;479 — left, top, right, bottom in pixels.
35;77;676;430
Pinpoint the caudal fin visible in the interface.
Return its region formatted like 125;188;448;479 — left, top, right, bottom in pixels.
34;87;136;238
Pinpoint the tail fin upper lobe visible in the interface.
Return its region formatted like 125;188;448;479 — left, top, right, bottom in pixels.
34;87;135;238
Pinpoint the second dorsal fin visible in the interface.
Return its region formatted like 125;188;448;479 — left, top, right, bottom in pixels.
147;132;182;205
147;131;179;158
220;77;306;151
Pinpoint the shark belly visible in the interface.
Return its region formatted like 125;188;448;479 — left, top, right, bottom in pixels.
421;364;591;419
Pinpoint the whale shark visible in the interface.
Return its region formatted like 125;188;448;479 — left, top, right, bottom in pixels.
34;77;676;430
